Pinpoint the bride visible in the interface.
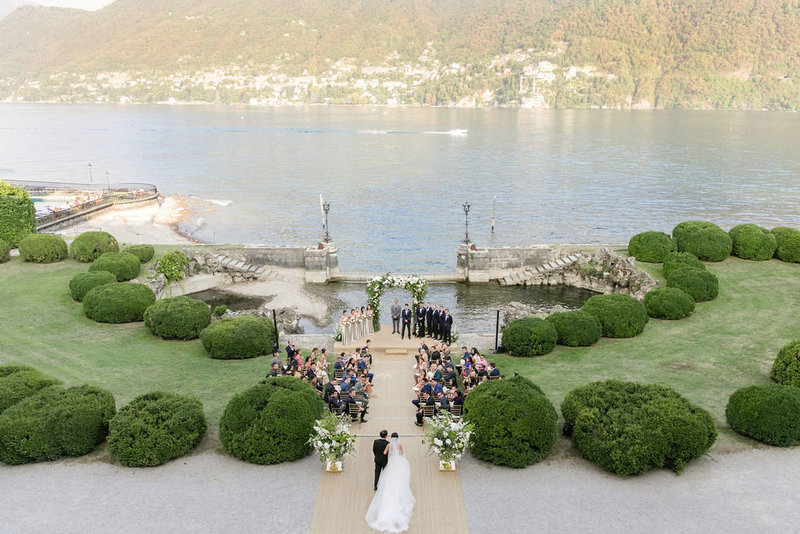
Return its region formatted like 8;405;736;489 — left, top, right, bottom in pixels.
365;433;416;533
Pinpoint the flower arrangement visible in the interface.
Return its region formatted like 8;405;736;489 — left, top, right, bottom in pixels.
423;411;473;463
366;273;429;331
308;412;357;464
334;324;342;342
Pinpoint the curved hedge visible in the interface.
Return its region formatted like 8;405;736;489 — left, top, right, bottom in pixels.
83;283;156;323
18;233;68;263
69;231;119;263
770;341;800;387
219;376;324;464
644;287;695;320
561;380;716;475
200;316;275;359
123;244;155;264
726;384;800;447
0;385;116;465
628;231;673;263
463;376;557;468
0;238;9;264
0;180;35;248
144;296;211;340
68;271;117;302
0;365;61;414
89;251;141;282
729;224;777;261
666;267;719;302
662;251;706;279
108;392;206;467
545;311;602;347
771;227;800;263
672;221;732;262
581;293;648;338
501;317;558;357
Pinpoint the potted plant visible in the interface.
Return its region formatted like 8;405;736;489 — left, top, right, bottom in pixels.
309;412;357;472
423;411;473;471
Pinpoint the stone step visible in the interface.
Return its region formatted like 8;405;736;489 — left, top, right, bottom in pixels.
554;259;565;267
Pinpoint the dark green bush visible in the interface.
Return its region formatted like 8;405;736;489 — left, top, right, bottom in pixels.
501;317;558;357
0;385;116;464
463;375;557;468
0;365;61;414
123;244;155;264
726;384;800;447
83;283;156;323
144;296;211;340
666;267;719;302
108;392;206;467
89;251;141;282
200;316;275;359
644;287;695;320
0;238;9;263
68;271;117;301
662;251;706;279
581;293;648;338
213;305;228;317
628;231;673;263
770;341;800;387
156;250;190;283
18;233;68;263
771;227;800;263
219;376;324;464
729;224;777;261
545;311;602;347
69;231;119;262
562;380;716;475
672;221;732;262
0;180;35;248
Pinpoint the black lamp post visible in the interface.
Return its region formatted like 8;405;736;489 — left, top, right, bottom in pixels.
322;200;332;243
88;163;93;184
462;201;471;244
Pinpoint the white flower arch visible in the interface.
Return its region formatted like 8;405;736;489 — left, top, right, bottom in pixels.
366;273;429;332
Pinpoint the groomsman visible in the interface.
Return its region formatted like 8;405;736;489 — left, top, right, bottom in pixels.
443;309;454;344
437;305;446;341
401;304;413;340
416;303;426;338
390;299;401;335
431;305;440;340
425;303;434;339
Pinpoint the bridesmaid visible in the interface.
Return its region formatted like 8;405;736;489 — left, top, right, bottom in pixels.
347;309;356;346
339;310;349;346
365;305;374;336
360;306;369;337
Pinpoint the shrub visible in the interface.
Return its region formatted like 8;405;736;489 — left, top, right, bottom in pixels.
770;341;800;387
108;392;206;467
200;316;275;359
644;288;695;320
672;221;732;262
726;384;800;447
627;231;673;263
144;296;211;340
68;271;117;301
0;180;35;248
123;244;155;264
0;365;61;414
581;293;648;338
666;267;719;302
0;238;9;263
662;251;706;279
18;233;68;263
501;317;557;357
463;376;557;468
771;227;800;263
83;283;156;323
561;380;716;475
213;305;228;317
156;250;190;284
0;385;116;465
729;224;777;261
219;376;324;464
69;231;119;262
545;311;602;347
89;251;141;282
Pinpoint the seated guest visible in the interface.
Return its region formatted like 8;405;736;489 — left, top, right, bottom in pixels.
437;390;450;413
362;340;373;365
443;366;458;387
476;364;489;380
334;354;345;371
323;381;336;403
431;362;443;383
489;362;501;378
328;390;343;412
344;390;367;423
451;390;464;406
357;356;373;383
432;379;444;397
270;352;283;370
415;393;435;426
266;362;281;377
353;375;370;406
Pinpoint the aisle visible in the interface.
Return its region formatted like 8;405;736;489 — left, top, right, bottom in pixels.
309;327;469;534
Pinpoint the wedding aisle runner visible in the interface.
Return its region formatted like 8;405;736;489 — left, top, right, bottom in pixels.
309;327;469;533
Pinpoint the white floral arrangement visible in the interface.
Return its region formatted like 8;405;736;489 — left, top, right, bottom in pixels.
334;324;342;342
423;411;474;463
366;273;429;331
308;412;357;463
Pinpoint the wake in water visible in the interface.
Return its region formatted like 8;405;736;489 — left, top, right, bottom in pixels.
206;199;233;207
422;129;469;136
354;128;468;136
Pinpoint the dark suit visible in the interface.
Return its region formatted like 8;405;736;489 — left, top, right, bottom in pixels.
426;307;434;337
438;310;446;341
443;313;453;344
431;309;440;339
416;307;426;337
344;393;365;422
416;395;435;424
373;438;390;490
401;308;412;339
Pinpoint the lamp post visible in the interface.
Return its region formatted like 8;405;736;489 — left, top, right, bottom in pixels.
322;200;331;243
105;171;111;195
88;163;93;184
462;201;471;244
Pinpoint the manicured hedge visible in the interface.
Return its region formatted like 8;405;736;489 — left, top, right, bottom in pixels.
0;238;9;263
666;267;719;302
581;293;648;338
144;296;211;340
0;365;61;414
672;221;732;262
545;311;602;347
123;244;155;264
628;231;673;263
0;385;116;465
18;233;68;263
644;287;695;320
662;251;706;279
770;341;800;387
213;305;228;317
501;317;558;357
69;271;117;301
69;231;119;263
729;224;777;261
89;251;141;282
771;227;800;263
108;392;206;467
463;376;557;468
561;380;716;475
83;283;156;323
726;384;800;447
200;316;275;359
0;181;35;248
219;376;324;464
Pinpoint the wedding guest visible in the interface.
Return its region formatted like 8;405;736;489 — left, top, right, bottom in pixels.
328;390;343;413
416;303;426;338
267;363;281;377
365;305;374;336
401;304;412;340
323;381;336;403
412;378;432;407
431;306;440;339
452;390;464;407
489;362;501;378
437;391;450;413
426;302;434;338
443;365;458;387
285;340;296;365
415;393;435;426
270;351;283;370
443;309;453;344
391;299;401;335
344;390;367;423
437;306;446;341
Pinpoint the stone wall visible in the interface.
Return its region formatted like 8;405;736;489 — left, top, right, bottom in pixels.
457;243;569;282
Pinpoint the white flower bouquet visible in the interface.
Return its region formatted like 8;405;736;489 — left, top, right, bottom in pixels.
308;412;357;463
423;411;473;463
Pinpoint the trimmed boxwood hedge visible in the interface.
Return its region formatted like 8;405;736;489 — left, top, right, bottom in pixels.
628;231;673;263
545;311;602;347
200;316;275;359
666;267;719;302
501;317;558;357
89;251;141;282
18;233;68;263
108;392;206;467
672;221;732;262
581;293;648;338
83;283;156;323
561;380;717;475
644;287;695;320
770;340;800;387
69;271;118;301
123;244;155;264
0;180;36;248
463;376;557;468
69;231;119;262
0;385;116;465
144;296;211;340
729;224;777;261
219;376;324;464
0;365;61;414
771;227;800;263
726;384;800;447
662;251;706;279
0;238;9;263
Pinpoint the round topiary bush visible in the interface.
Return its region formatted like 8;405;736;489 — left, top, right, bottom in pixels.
219;376;324;464
0;180;35;248
18;233;68;263
0;238;10;264
726;384;800;447
143;296;211;340
213;305;227;317
771;227;800;263
662;251;706;279
0;365;61;414
200;316;275;359
628;231;673;263
545;311;602;347
89;251;141;282
108;392;206;467
501;317;558;357
666;267;719;302
463;375;557;468
68;271;117;302
562;380;716;475
123;244;155;264
69;231;119;263
0;385;116;465
672;221;732;262
644;287;695;320
82;283;156;323
770;341;800;387
729;224;777;261
581;293;648;338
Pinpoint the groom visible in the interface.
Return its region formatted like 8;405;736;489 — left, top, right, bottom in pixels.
373;429;390;490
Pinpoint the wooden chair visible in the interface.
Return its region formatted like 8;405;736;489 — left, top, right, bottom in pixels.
333;369;344;384
422;404;436;423
488;374;501;380
329;403;343;416
449;404;462;421
348;402;362;423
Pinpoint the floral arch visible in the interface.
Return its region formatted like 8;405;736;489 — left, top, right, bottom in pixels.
366;274;429;332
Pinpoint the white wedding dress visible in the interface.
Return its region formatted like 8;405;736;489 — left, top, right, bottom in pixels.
365;438;416;533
